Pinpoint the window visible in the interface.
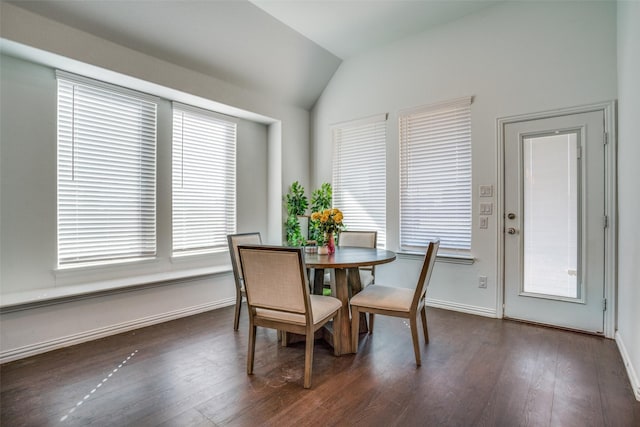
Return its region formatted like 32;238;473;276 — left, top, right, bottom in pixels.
57;72;158;267
332;114;387;248
399;97;472;253
172;104;236;256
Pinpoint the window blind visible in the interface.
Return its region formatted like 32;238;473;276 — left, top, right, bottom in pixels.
172;104;236;256
332;114;387;248
56;72;158;267
399;97;472;253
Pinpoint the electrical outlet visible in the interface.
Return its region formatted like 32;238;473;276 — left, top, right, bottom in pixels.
478;276;488;288
479;216;488;229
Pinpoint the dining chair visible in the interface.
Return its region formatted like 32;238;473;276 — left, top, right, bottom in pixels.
349;240;439;366
339;230;378;287
238;245;342;388
321;230;378;296
227;232;262;331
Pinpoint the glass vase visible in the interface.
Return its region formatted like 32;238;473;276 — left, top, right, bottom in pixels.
326;232;335;254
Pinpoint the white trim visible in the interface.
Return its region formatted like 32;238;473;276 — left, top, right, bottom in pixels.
496;101;617;338
330;113;388;130
0;298;235;364
615;331;640;401
1;266;232;311
56;69;160;103
397;252;475;265
426;298;498;318
172;101;240;124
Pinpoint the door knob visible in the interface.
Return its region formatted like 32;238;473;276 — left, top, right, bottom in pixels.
507;227;517;235
507;213;516;220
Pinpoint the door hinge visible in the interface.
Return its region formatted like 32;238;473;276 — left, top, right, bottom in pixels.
602;298;607;312
604;132;609;145
577;146;582;159
603;215;609;228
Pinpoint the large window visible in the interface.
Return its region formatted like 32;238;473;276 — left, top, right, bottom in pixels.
399;97;472;253
172;104;236;256
332;114;387;248
57;72;158;267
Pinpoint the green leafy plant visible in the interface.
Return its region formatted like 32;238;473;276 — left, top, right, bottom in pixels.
309;182;332;244
285;181;308;216
284;181;308;246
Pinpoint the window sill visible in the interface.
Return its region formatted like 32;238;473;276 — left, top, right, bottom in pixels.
0;265;232;313
396;251;475;265
55;256;159;277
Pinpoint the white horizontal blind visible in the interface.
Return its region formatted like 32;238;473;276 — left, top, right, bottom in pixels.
332;114;387;248
172;104;236;256
399;97;472;253
57;74;157;267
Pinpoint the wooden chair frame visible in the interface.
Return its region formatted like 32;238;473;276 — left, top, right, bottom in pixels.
238;245;342;388
350;240;439;366
227;232;262;331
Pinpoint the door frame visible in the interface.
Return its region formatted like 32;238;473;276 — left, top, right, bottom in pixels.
496;101;617;338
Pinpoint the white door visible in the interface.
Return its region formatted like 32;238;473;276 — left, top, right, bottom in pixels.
503;111;605;334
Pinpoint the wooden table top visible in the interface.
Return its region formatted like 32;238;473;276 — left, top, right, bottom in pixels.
304;247;396;269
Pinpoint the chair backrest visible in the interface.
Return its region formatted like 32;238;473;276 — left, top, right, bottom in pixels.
338;231;377;249
238;245;311;317
227;233;262;284
412;240;440;309
339;231;377;275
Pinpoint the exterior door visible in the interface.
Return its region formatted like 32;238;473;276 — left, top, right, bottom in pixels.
503;111;605;334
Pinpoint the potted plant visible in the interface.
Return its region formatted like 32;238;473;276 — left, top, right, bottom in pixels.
284;181;308;246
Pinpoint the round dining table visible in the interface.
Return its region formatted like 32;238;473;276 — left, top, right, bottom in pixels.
304;247;396;354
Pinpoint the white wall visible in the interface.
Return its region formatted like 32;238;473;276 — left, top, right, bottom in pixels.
616;0;640;401
0;3;310;361
311;1;617;316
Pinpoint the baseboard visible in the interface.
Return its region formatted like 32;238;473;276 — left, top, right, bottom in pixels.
0;297;236;364
615;331;640;401
426;298;498;318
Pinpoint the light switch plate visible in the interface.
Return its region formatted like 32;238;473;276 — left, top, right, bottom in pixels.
479;185;493;197
480;202;493;215
479;216;488;229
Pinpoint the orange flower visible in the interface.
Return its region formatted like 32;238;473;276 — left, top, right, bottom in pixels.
311;208;346;234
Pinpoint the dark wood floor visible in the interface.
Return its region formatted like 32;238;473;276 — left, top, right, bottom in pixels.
1;306;638;427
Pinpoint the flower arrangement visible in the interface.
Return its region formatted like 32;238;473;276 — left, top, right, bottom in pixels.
310;208;345;246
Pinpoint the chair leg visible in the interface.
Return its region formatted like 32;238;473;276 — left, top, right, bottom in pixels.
247;324;256;375
303;330;314;389
234;292;242;331
351;306;360;352
368;313;375;334
409;315;421;366
420;306;429;344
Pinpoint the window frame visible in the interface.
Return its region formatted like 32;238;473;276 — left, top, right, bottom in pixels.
171;102;237;257
332;113;388;248
56;71;159;269
399;96;473;255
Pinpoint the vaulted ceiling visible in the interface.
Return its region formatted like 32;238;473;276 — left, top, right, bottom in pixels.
6;0;500;110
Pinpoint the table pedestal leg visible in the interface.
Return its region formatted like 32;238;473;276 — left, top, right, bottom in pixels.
346;267;368;334
333;268;352;354
313;268;325;295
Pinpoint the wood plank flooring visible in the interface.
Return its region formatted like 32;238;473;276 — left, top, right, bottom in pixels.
1;306;638;426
